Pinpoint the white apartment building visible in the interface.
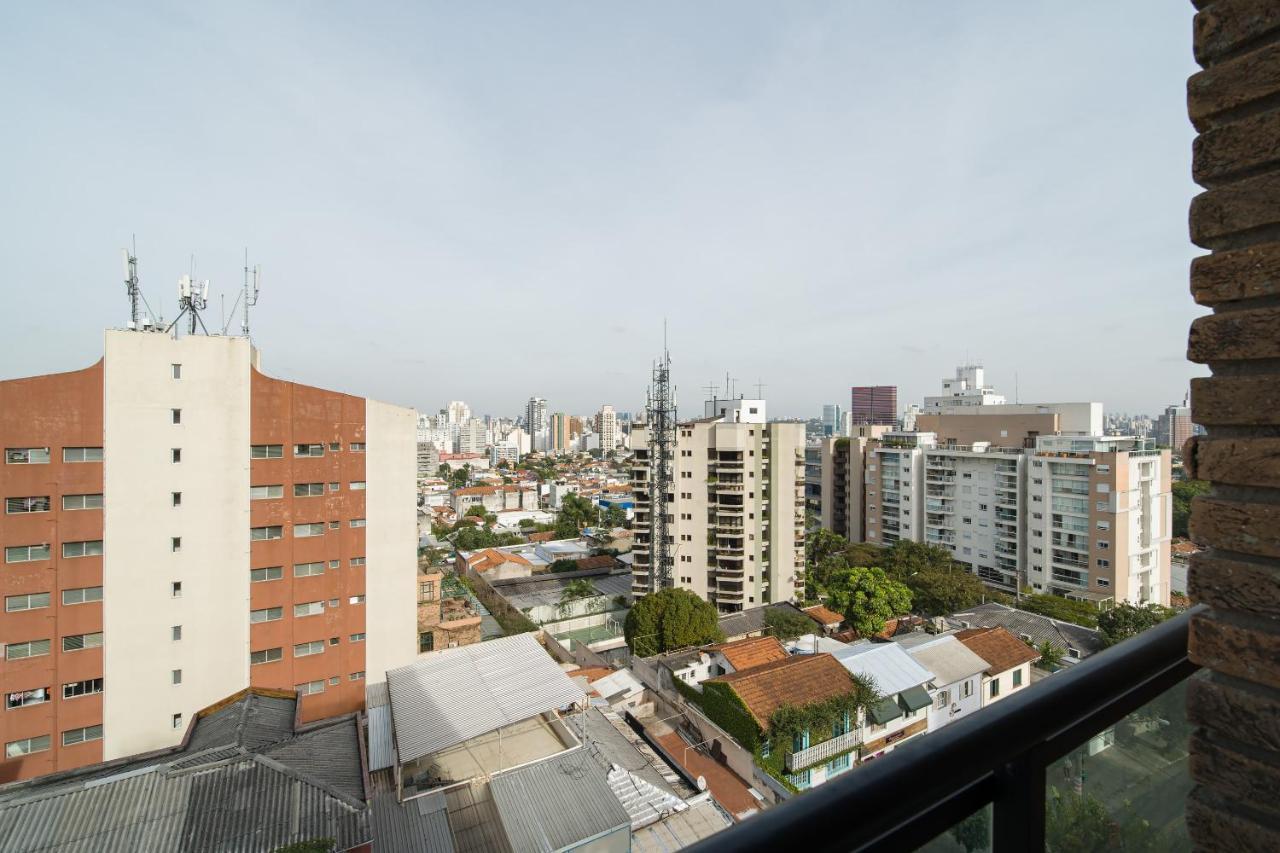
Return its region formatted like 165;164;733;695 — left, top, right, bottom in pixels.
923;365;1006;412
597;405;619;452
630;398;806;613
525;397;548;452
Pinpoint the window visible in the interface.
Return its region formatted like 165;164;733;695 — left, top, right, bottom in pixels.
62;540;103;558
1096;520;1111;531
349;442;365;452
294;601;324;617
296;680;325;696
250;606;283;623
349;633;365;643
962;680;973;699
294;483;324;497
171;625;182;641
328;598;339;608
1096;483;1110;494
62;725;103;746
1097;578;1111;587
294;444;325;457
420;580;436;599
5;735;50;758
172;713;183;730
171;448;182;463
328;520;340;530
990;680;1001;699
251;444;283;459
250;647;283;665
6;496;50;514
1095;501;1108;512
171;408;182;425
1013;669;1023;688
62;632;102;652
294;640;325;657
1068;647;1082;660
350;671;365;681
294;562;325;577
62;678;103;699
62;587;103;606
328;442;341;452
329;637;339;646
250;485;283;500
6;447;50;465
62;494;103;511
250;566;283;582
349;595;365;605
350;557;367;567
5;545;50;563
1097;559;1111;568
171;582;183;598
63;447;103;463
349;518;366;528
1097;464;1110;473
7;688;50;709
251;525;284;541
172;492;182;507
294;523;324;538
350;481;366;490
1098;540;1110;550
172;669;182;685
172;363;182;379
328;482;339;493
328;559;339;569
171;537;181;552
328;676;340;686
5;592;50;612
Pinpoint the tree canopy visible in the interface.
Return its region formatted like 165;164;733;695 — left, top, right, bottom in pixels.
825;566;913;638
549;558;581;573
554;493;597;539
452;525;523;551
464;503;488;518
1171;479;1209;539
764;607;818;641
624;588;723;656
1097;603;1178;647
560;579;597;603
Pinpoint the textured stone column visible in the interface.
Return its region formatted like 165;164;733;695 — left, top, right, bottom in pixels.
1184;2;1280;849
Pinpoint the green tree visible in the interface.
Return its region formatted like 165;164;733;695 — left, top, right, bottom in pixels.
435;464;450;479
1036;640;1065;669
1046;789;1115;853
826;566;913;638
549;558;580;573
602;504;627;529
464;503;488;518
560;579;597;603
1097;603;1177;648
949;809;990;853
1017;594;1100;628
554;493;597;538
764;607;819;641
901;567;986;617
1171;480;1209;539
624;588;723;656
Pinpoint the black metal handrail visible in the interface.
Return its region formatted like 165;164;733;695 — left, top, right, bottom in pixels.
685;606;1201;853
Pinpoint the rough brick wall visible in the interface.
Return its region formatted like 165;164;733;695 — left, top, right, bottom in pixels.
1184;2;1280;849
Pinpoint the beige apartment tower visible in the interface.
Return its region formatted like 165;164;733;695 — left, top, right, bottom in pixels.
630;399;805;613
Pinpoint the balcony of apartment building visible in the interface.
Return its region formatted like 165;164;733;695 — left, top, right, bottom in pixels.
993;508;1018;524
993;520;1017;542
925;528;956;548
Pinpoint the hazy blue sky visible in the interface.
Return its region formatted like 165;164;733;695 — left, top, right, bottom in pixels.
1;2;1204;420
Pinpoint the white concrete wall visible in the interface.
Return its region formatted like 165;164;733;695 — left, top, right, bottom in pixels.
365;398;419;682
103;331;252;758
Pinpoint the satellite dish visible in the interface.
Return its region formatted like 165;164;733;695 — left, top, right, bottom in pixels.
696;775;707;791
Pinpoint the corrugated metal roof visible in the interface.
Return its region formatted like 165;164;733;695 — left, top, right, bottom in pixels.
386;633;585;763
366;680;391;709
261;718;365;802
833;641;935;696
490;751;631;853
445;781;512;853
905;636;990;685
368;769;455;853
186;692;297;752
631;798;733;853
368;704;396;771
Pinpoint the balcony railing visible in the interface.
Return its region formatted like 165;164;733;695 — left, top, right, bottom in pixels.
785;729;861;772
686;607;1200;853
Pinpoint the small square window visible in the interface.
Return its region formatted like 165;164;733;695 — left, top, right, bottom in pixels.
328;521;340;530
329;637;339;646
329;482;339;492
171;409;182;425
172;625;182;641
172;364;182;379
329;442;341;452
171;537;181;552
172;669;182;685
172;713;183;729
172;492;182;507
328;559;339;569
329;598;339;608
172;448;182;463
171;582;182;598
328;676;340;686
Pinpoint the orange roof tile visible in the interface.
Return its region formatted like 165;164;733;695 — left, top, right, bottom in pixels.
527;532;556;543
710;636;789;672
467;548;533;572
801;605;845;627
955;626;1041;675
706;653;856;730
566;666;614;683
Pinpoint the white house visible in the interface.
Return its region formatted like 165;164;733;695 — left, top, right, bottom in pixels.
902;635;988;730
955;627;1040;706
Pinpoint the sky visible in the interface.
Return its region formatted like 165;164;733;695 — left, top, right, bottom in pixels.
0;2;1206;421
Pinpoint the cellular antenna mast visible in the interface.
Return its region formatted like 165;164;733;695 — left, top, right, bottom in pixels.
169;257;211;336
645;323;677;593
241;249;261;339
122;242;142;329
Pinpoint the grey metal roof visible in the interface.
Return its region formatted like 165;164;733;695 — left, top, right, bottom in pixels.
367;703;396;771
490;751;631;853
834;641;935;696
490;571;633;611
444;781;512;853
716;602;807;640
631;798;733;853
368;769;455;853
386;633;586;763
0;755;368;852
261;717;365;802
946;602;1103;660
905;636;991;685
185;691;297;752
366;680;390;709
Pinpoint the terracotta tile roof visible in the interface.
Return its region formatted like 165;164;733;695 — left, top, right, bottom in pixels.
1171;540;1201;556
955;626;1041;676
710;636;789;672
706;653;856;730
801;605;845;627
566;666;614;683
527;531;556;543
574;555;618;571
454;486;499;496
467;548;533;572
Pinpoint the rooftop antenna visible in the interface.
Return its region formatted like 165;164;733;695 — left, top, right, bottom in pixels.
643;322;677;594
169;255;211;336
121;239;141;329
753;379;766;399
241;249;261;339
702;382;719;403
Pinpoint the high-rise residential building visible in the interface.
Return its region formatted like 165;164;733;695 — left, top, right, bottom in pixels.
863;430;1171;606
549;413;571;455
524;397;548;452
915;402;1102;449
923;365;1005;412
1156;393;1196;453
0;330;418;782
456;419;486;455
596;405;618;452
850;386;898;426
629;398;806;613
816;425;894;542
821;404;843;437
445;401;470;424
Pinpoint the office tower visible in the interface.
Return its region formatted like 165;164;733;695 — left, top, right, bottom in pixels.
0;330;418;781
597;406;618;452
821;404;843;437
629;398;806;613
850;386;898;426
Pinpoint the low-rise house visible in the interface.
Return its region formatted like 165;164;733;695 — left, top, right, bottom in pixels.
450;483;531;514
460;547;534;580
946;602;1103;664
488;567;633;624
801;604;846;634
899;634;988;730
416;570;482;653
955;627;1041;706
827;642;936;763
666;636;791;689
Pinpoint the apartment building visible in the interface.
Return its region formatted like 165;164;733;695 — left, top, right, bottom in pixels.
596;405;619;452
849;386;897;426
922;365;1004;412
629;398;806;613
915;401;1102;449
816;425;892;542
0;329;418;782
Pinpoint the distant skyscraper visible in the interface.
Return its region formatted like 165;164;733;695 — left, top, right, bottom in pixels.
850;386;897;426
549;412;572;454
445;400;470;424
821;403;843;436
1158;392;1196;452
597;405;619;451
525;397;548;451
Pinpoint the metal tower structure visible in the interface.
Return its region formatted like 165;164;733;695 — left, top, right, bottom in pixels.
645;337;677;592
122;247;141;328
